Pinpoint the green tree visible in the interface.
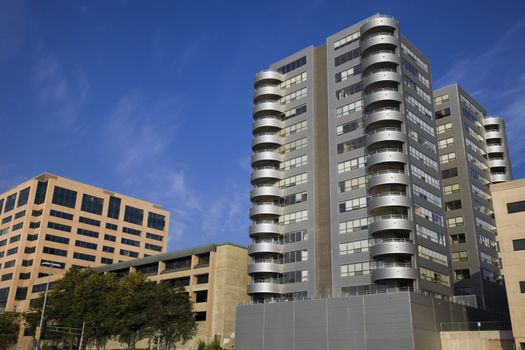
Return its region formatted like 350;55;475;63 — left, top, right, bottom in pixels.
26;269;118;350
0;312;20;349
194;335;225;350
151;282;197;350
111;272;158;349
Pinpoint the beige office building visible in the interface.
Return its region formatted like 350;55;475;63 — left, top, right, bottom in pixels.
491;179;525;349
0;172;169;312
95;243;250;350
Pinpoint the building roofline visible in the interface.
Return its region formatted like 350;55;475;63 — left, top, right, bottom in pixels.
2;171;165;209
491;178;525;192
93;242;247;272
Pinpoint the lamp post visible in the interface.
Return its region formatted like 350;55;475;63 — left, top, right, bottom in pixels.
35;261;62;350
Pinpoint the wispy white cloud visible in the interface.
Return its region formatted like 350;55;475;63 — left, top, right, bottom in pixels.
34;54;90;127
103;92;250;248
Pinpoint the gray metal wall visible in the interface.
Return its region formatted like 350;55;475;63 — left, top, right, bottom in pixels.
236;292;506;350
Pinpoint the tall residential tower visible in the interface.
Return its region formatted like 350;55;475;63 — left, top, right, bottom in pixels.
249;14;453;303
434;84;512;310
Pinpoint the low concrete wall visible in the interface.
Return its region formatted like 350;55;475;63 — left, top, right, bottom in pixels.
440;331;514;350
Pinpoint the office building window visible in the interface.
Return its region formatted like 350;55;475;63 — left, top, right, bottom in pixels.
120;249;139;258
75;240;97;250
77;228;99;238
145;243;162;252
45;234;69;245
48;221;72;232
106;223;118;230
15;287;28;300
50;209;74;220
34;180;48;204
276;56;306;74
124;206;143;225
73;252;96;262
4;193;16;212
519;281;525;293
146;232;164;241
79;216;101;227
147;212;166;231
17;187;30;207
450;233;466;244
451;251;468;262
81;194;104;215
123;227;141;236
43;246;68;257
101;257;113;265
121;238;140;247
52;186;77;208
507;200;525;214
512;239;525;251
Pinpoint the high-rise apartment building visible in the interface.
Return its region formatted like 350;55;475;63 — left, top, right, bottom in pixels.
433;84;511;310
491;179;525;350
0;173;169;312
249;14;453;303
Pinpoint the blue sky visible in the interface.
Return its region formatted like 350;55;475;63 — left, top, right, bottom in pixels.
1;0;524;250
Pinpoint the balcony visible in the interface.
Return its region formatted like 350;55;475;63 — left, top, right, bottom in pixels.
368;170;410;189
253;101;284;116
484;131;503;141
370;239;416;258
486;144;505;154
368;192;410;211
360;16;398;37
364;88;403;108
361;32;398;55
373;263;418;281
490;172;511;183
362;69;401;89
247;282;282;295
251;150;282;164
254;85;284;101
367;148;408;168
249;241;284;255
366;127;406;147
364;108;403;128
361;51;401;72
487;158;507;168
250;167;282;182
249;203;281;218
483;116;504;126
253;116;283;131
249;222;282;236
250;186;282;201
248;260;283;274
254;70;284;85
369;214;412;235
252;132;283;148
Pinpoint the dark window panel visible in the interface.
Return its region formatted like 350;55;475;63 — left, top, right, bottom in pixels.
81;194;104;215
52;186;77;208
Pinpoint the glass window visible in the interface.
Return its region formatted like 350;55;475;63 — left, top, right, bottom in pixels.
81;194;104;215
124;206;143;225
148;212;166;230
17;188;30;207
4;193;17;212
34;181;48;204
52;186;77;208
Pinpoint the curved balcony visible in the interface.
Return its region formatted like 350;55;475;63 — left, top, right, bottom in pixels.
367;149;408;168
249;204;281;218
368;192;410;211
254;70;284;85
253;101;284;116
369;214;412;235
251;150;282;164
249;222;282;236
491;173;511;183
486;144;505;154
484;130;503;140
361;32;398;55
483;116;504;126
252;133;283;148
247;282;282;295
249;241;284;255
250;167;282;182
361;51;401;72
370;239;416;258
487;158;507;168
362;69;401;89
368;170;410;189
250;186;283;201
366;127;406;147
364;88;403;108
253;116;283;131
254;86;284;101
248;260;283;274
373;263;418;281
364;108;404;128
360;16;398;37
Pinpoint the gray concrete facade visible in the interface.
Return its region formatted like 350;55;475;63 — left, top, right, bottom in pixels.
433;84;511;310
249;14;453;303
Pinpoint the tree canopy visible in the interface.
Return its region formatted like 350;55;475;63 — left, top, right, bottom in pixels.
25;269;196;350
0;312;20;349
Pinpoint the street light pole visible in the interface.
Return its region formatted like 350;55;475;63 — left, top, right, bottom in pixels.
35;262;61;350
